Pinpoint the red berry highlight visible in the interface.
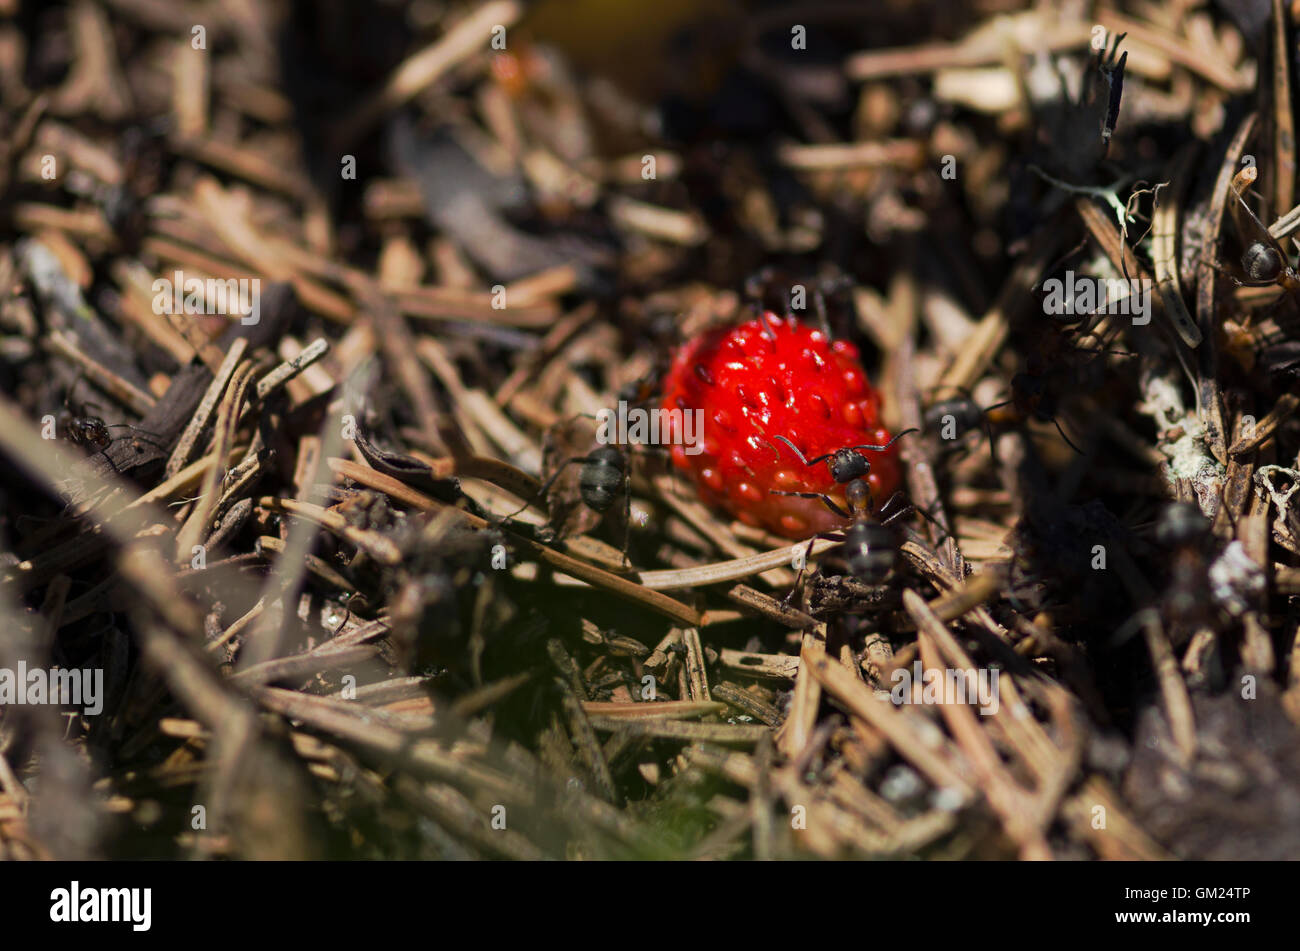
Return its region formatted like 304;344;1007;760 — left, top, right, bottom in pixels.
659;313;902;539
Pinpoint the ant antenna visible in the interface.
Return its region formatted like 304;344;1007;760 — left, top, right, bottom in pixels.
774;428;919;470
502;458;580;520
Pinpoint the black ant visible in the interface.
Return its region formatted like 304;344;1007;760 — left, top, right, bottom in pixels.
924;371;1087;457
772;428;918;486
1203;164;1300;379
923;388;996;457
744;266;853;338
1218;163;1300;294
769;428;931;597
992;369;1085;454
779;478;915;591
927;306;1135;459
60;379;165;472
508;443;635;566
922;378;1082;459
561;445;629;517
511;444;629;516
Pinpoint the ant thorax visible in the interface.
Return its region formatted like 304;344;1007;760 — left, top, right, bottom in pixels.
844;478;871;515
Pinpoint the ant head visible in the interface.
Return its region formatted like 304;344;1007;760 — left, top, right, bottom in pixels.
828;448;871;484
1242;242;1283;284
1011;371;1048;402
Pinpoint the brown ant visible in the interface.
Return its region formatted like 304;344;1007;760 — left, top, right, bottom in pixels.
989;371;1086;454
63;415;114;454
62;415;165;472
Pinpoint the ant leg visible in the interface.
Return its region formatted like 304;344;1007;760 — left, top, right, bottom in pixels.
980;410;1002;467
772;489;852;520
1198;256;1256;287
811;286;832;337
1050;415;1086;454
92;446;121;474
619;463;632;570
1038;237;1091;284
980;398;1022;466
875;489;910;523
783;531;840;607
878;490;952;542
502;457;582;519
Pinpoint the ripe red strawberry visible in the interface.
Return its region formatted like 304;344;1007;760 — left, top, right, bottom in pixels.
660;312;903;538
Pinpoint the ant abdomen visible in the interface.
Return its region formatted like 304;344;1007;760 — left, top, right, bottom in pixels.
925;398;984;434
577;446;627;513
1241;242;1283;284
842;520;897;584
